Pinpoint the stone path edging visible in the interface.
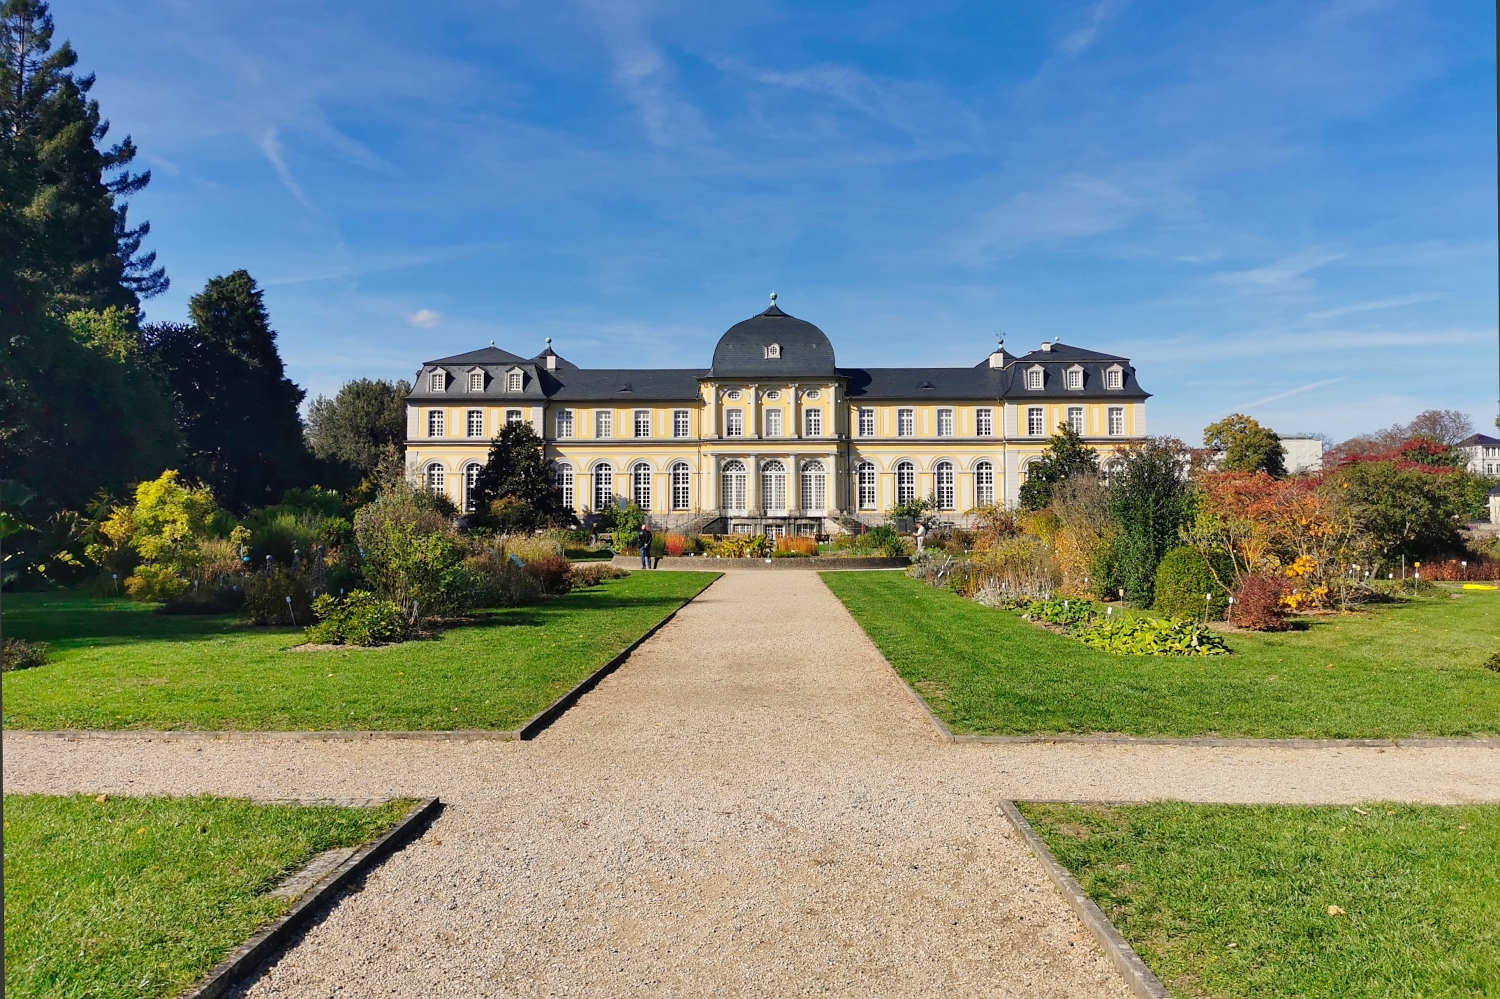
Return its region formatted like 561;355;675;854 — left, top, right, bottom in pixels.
181;796;442;999
998;800;1171;999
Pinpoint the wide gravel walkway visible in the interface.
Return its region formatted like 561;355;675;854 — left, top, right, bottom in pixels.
6;570;1497;998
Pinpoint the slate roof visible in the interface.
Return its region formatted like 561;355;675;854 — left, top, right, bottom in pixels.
1458;434;1500;448
544;369;707;402
710;303;839;378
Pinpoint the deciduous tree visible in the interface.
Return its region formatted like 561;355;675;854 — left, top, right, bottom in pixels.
1018;424;1099;511
1203;413;1286;477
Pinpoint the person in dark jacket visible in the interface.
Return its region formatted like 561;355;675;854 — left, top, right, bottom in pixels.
637;525;653;568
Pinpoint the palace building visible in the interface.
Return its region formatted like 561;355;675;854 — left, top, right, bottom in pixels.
404;297;1150;534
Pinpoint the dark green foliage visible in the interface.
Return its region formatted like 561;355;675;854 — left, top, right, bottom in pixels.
470;422;575;529
2;637;48;670
1154;546;1228;620
1107;438;1196;605
305;590;410;646
1331;459;1468;561
352;480;471;620
1018;424;1100;511
142;272;311;513
305;378;411;484
242;569;313;626
159;582;244;616
1203;413;1286;477
1021;596;1100;627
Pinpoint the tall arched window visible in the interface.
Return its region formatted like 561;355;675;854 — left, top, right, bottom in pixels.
592;463;614;511
425;462;446;497
721;460;747;512
935;460;955;510
855;461;876;510
974;460;995;507
761;459;787;512
632;462;652;510
462;462;483;512
554;462;574;511
895;460;916;505
670;461;691;511
800;460;827;512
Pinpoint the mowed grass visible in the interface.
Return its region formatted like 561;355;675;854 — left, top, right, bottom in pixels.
4;794;409;999
1;571;718;731
1018;802;1500;999
821;571;1500;738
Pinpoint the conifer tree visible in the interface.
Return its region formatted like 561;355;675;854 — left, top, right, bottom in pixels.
470;423;576;531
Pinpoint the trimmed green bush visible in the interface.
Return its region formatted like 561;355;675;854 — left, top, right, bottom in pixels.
305;591;411;646
1154;547;1228;621
1077;614;1229;656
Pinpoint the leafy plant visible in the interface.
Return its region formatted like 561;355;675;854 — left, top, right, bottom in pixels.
1077;614;1229;656
1022;596;1101;628
305;590;411;646
1107;438;1197;606
2;638;50;672
1231;573;1291;631
571;562;629;587
243;569;314;625
1155;546;1228;621
462;549;542;608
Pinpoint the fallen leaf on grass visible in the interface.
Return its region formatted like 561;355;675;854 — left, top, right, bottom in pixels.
1327;905;1345;916
1352;807;1369;815
95;794;108;803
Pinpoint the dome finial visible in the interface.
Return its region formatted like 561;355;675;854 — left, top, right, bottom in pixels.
545;337;552;350
769;290;777;306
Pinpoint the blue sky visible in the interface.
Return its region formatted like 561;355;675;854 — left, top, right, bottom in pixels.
59;0;1498;442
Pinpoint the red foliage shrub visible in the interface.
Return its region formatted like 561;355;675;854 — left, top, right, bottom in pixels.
1420;559;1500;582
664;533;686;557
1232;573;1291;631
522;554;572;594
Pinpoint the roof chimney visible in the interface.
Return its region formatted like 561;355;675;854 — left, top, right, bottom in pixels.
988;349;1005;368
1040;341;1052;352
544;337;556;370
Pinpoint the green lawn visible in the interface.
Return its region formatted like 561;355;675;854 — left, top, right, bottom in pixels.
1;571;718;731
822;571;1500;739
1018;801;1500;999
4;794;409;999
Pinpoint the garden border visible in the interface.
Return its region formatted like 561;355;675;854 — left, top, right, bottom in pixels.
614;555;910;571
180;796;442;999
998;799;1171;999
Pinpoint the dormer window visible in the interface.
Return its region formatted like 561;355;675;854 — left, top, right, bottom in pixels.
506;369;523;392
764;343;781;359
1026;366;1044;390
1065;365;1083;390
468;369;485;392
429;370;447;392
1105;365;1124;390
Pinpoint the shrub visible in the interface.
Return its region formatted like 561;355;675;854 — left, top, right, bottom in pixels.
572;562;629;587
2;638;49;672
712;534;774;558
159;582;246;615
776;535;818;557
498;532;566;564
1022;596;1101;628
664;533;687;557
1077;614;1229;656
305;590;411;646
1154;547;1228;621
523;553;573;594
243;569;315;625
1484;651;1500;673
1231;573;1290;631
1421;559;1500;581
463;550;542;608
124;563;190;601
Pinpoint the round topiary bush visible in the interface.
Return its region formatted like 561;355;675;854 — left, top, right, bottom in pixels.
1154;547;1228;621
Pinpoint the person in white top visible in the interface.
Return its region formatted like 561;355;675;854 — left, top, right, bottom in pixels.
914;520;926;553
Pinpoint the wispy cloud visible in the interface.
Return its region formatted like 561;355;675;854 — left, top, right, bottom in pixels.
406;309;442;329
1214;250;1345;291
1060;0;1126;55
259;127;313;209
583;1;704;147
1232;377;1346;412
1303;292;1441;320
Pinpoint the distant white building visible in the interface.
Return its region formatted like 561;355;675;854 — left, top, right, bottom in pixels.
1457;434;1500;477
1281;436;1325;475
1490;483;1500;525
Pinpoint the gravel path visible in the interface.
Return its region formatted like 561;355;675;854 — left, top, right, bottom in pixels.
6;570;1498;997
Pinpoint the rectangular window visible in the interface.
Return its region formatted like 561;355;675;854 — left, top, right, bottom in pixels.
1067;406;1084;434
1027;407;1044;436
936;408;954;437
555;410;574;438
466;410;484;437
765;409;783;437
429;371;446;392
468;371;484;392
1066;368;1082;390
427;410;445;437
634;409;651;438
858;408;875;437
974;462;995;506
507;371;522;392
725;408;744;437
897;408;914;437
671;464;690;510
856;463;876;510
975;408;993;437
506;409;523;426
596;410;613;438
1027;368;1043;390
672;409;690;438
805;408;822;437
1108;407;1124;436
1106;368;1122;390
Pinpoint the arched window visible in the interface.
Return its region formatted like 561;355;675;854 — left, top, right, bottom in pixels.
935;460;955;510
1101;458;1121;485
721;460;747;513
895;460;916;505
632;462;652;510
593;463;614;511
425;462;446;497
855;460;876;510
462;462;483;512
1022;458;1040;482
554;462;574;511
974;460;995;507
670;461;691;511
800;460;827;512
761;459;787;512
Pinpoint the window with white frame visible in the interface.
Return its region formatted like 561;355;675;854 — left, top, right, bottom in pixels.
466;410;484;438
800;460;827;511
506;370;522;392
726;389;742;401
554;463;574;510
1067;406;1084;434
1027;407;1044;436
1026;367;1043;390
895;461;916;505
765;389;781;401
632;463;652;509
974;460;995;506
425;462;445;495
593;464;614;510
855;461;876;510
1107;406;1124;436
725;408;743;437
672;409;690;438
1106;367;1123;390
936;408;954;437
634;409;651;438
1065;366;1083;390
765;408;783;437
858;408;875;437
761;460;787;511
596;410;613;438
505;409;523;426
427;410;445;437
670;462;691;510
555;410;574;438
897;408;914;437
935;461;955;510
429;370;446;392
976;407;993;437
805;389;820;400
721;460;747;512
764;343;781;359
463;462;482;511
805;408;822;437
468;370;484;392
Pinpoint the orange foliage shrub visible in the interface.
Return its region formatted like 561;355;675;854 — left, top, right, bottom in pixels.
664;533;687;557
776;535;818;556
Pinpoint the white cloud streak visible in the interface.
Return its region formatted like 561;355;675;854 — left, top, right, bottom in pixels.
1303;292;1441;320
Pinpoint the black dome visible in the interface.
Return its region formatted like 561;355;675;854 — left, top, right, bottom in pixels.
710;303;838;378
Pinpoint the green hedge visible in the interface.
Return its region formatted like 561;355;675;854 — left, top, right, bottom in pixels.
1154;547;1228;621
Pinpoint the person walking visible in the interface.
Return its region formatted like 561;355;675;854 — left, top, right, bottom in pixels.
637;523;653;569
914;520;926;553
